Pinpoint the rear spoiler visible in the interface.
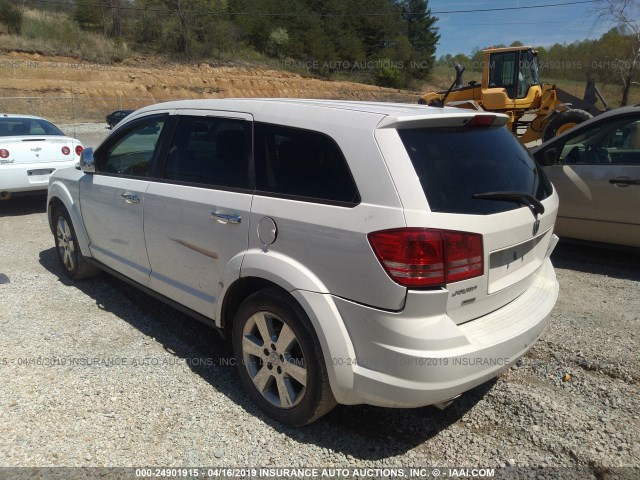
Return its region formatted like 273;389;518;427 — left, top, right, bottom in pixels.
377;112;509;130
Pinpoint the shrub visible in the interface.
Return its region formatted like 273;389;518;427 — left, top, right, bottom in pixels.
0;0;23;34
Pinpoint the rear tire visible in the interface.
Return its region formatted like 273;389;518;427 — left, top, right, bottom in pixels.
543;109;592;142
52;206;100;280
232;288;336;426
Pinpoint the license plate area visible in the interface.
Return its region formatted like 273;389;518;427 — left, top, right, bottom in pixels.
488;229;551;294
27;168;55;184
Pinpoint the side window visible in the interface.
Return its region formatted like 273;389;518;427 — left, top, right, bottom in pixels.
558;115;640;166
163;116;250;189
97;118;165;177
254;123;360;205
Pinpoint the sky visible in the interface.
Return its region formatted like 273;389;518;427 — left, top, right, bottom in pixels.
430;0;618;57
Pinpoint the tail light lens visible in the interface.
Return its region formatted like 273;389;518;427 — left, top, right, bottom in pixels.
61;146;71;155
75;145;83;156
368;228;483;288
0;149;9;159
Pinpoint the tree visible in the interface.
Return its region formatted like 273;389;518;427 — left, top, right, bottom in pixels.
74;2;103;31
470;47;484;72
592;0;640;105
267;27;289;57
400;0;439;79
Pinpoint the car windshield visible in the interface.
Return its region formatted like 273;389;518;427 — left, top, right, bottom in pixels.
0;118;65;137
398;125;553;215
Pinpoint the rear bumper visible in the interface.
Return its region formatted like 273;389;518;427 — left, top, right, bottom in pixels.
296;258;558;408
0;161;77;193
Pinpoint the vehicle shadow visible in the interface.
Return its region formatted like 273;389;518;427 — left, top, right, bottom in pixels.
551;240;640;282
0;194;47;217
39;247;494;460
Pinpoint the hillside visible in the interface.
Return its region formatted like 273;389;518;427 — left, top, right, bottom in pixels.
0;51;419;123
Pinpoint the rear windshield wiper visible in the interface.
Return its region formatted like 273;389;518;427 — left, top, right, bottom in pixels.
472;191;545;217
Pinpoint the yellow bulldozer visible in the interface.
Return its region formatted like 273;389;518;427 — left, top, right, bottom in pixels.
419;46;609;143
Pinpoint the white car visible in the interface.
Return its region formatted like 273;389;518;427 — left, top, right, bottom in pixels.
47;99;559;426
0;114;83;200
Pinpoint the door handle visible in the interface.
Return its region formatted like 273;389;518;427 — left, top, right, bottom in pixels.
121;192;141;204
211;211;242;224
609;178;640;187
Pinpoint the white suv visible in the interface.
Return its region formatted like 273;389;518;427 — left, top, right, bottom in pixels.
47;99;559;426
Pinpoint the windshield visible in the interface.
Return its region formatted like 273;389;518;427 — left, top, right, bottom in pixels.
398;126;553;215
0;118;65;137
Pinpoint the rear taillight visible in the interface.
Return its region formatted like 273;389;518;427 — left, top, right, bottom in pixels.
368;228;483;288
75;145;83;156
0;149;9;159
61;146;71;155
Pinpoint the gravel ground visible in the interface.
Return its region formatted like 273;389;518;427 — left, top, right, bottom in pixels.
58;123;111;149
0;195;639;479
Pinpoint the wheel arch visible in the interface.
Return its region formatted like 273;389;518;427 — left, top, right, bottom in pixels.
219;276;284;332
219;251;358;405
47;181;92;258
217;249;330;329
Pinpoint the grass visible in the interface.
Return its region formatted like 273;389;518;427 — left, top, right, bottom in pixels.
0;10;128;63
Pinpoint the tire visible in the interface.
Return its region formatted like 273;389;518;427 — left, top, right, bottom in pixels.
52;206;100;280
543;109;592;142
232;288;336;426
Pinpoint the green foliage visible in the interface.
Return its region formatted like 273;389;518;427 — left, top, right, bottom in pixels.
402;0;439;79
74;3;102;31
0;0;23;34
4;0;442;88
134;13;164;45
2;9;127;63
375;58;404;88
267;27;289;57
21;9;82;44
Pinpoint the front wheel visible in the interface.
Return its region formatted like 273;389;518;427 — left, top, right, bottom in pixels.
232;288;336;426
543;109;592;142
52;207;100;280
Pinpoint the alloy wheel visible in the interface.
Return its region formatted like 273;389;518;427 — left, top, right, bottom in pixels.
241;311;307;409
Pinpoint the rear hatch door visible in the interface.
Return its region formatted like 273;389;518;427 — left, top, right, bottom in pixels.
376;114;558;324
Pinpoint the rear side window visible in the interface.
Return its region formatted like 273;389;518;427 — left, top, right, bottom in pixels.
254;123;360;205
164;116;251;189
398;126;552;215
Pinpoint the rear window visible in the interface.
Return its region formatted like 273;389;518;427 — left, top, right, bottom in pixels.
0;118;64;137
398;126;553;215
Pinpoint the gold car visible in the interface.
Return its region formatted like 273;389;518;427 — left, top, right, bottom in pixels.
533;106;640;248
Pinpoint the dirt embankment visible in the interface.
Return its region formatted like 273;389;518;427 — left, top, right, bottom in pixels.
0;51;418;106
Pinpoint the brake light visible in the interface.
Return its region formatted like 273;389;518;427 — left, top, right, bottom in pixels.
0;149;9;159
61;146;71;155
368;228;483;287
75;145;83;156
466;115;496;127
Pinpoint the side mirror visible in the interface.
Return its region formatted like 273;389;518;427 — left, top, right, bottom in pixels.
79;147;95;173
